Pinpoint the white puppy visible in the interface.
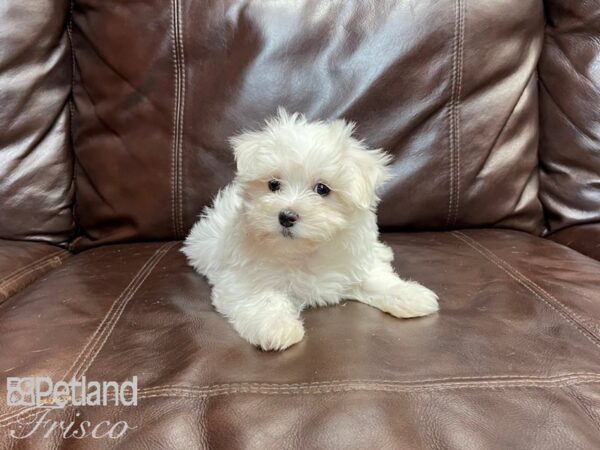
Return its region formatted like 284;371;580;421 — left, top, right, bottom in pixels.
182;110;439;351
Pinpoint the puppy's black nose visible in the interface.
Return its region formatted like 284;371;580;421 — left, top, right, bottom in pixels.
279;210;298;228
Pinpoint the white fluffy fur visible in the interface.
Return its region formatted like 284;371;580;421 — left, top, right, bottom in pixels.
182;109;439;351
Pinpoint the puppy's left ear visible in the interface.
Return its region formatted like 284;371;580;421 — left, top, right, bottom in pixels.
343;136;392;211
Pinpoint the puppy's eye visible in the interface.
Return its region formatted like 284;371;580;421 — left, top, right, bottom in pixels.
268;179;281;192
314;183;331;196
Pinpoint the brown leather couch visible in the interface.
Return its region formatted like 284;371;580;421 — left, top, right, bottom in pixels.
1;0;600;448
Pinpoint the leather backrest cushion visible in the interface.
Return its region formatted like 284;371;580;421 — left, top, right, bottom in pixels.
0;0;74;243
539;1;600;236
70;0;545;249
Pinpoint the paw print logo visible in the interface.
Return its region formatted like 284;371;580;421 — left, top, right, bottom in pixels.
6;378;35;406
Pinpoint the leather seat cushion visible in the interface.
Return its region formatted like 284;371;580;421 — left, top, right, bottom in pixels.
0;240;69;303
1;230;599;447
549;223;600;261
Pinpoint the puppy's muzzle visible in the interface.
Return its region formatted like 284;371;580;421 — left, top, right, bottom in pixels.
279;210;298;228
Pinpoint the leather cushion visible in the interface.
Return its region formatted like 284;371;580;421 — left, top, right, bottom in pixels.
549;223;600;261
0;240;69;303
538;0;600;257
0;0;75;243
1;230;599;447
70;0;546;249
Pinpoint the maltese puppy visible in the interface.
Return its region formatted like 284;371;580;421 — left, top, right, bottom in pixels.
182;110;439;351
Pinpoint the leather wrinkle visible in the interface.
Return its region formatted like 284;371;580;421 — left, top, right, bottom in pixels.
565;384;600;433
539;77;599;147
0;242;175;425
549;33;600;94
452;231;600;348
79;26;165;114
482;69;538;174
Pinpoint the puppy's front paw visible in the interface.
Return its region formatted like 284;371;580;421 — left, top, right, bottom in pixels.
241;315;305;351
381;281;439;319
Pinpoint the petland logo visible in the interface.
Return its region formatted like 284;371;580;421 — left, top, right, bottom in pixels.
7;376;138;408
6;376;138;439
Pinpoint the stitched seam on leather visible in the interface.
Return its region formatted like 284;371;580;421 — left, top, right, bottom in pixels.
8;377;592;428
533;278;600;336
0;250;68;287
0;257;65;302
60;247;166;381
446;0;464;228
135;372;600;390
452;0;464;226
0;243;174;425
134;380;600;400
137;375;600;394
566;385;600;433
170;0;179;238
452;231;600;349
3;376;600;428
170;0;178;238
453;231;600;341
170;0;185;239
177;0;186;239
445;1;457;227
132;375;600;398
0;253;69;302
509;249;600;336
69;242;176;380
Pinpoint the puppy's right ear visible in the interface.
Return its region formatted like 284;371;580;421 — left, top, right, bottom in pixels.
229;131;262;176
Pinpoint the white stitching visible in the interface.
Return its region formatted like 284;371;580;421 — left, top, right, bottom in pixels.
170;0;181;238
170;0;185;239
452;231;600;349
60;244;170;382
0;243;175;424
136;377;600;397
453;231;600;340
0;250;67;287
176;0;186;238
4;374;600;428
445;1;458;227
446;0;464;228
446;0;461;227
0;257;64;294
0;253;68;301
71;243;176;380
451;0;465;226
137;373;600;391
